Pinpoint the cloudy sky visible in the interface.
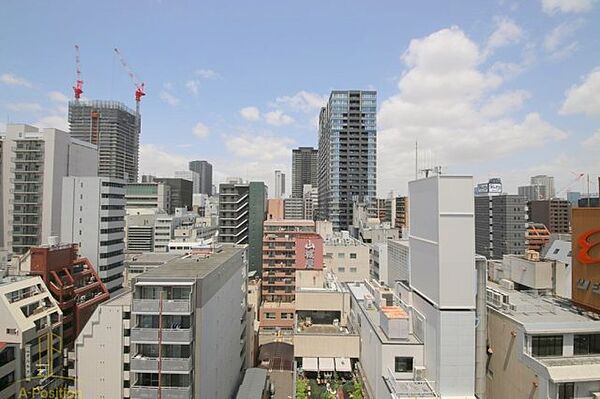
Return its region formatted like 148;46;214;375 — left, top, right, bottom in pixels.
1;0;599;197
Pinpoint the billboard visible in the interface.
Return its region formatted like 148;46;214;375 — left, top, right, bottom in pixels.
295;233;323;270
571;208;600;312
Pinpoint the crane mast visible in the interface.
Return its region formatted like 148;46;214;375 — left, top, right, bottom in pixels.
73;45;83;100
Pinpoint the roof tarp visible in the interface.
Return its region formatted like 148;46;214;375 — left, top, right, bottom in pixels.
319;357;335;372
335;357;352;372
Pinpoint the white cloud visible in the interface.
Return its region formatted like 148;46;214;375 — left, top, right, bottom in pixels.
159;90;180;106
48;91;69;104
6;102;43;112
273;91;327;113
195;69;220;79
378;26;567;194
0;73;32;88
185;80;200;95
223;134;294;162
560;68;600;116
544;19;583;59
583;130;600;147
34;115;69;131
264;110;294;126
192;122;210;139
541;0;596;14
139;144;189;177
480;90;531;117
240;106;261;122
486;17;523;52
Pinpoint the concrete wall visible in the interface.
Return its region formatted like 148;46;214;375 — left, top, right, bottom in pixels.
504;255;553;290
295;290;350;324
293;334;359;358
323;243;369;282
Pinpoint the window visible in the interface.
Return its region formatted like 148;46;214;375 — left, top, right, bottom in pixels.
338;267;345;273
574;334;600;355
265;313;276;320
558;383;574;399
394;357;413;373
531;335;563;357
350;267;357;273
350;253;357;259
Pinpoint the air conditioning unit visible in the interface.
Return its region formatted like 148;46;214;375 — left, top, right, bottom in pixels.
413;366;426;381
499;279;515;290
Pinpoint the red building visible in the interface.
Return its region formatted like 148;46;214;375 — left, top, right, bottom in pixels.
26;243;110;347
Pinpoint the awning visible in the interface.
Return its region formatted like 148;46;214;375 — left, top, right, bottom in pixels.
547;363;600;383
302;357;318;372
319;357;335;372
335;357;352;372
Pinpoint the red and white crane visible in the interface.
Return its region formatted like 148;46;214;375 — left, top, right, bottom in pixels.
113;48;145;114
73;45;83;100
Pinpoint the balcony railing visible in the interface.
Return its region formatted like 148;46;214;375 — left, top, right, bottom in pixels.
130;328;193;343
130;356;192;373
132;299;192;314
130;385;192;399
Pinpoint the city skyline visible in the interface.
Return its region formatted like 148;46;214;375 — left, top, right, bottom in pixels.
1;1;599;197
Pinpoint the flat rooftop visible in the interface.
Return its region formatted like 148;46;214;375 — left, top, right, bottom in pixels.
488;282;600;333
104;290;133;306
136;246;243;281
126;252;182;265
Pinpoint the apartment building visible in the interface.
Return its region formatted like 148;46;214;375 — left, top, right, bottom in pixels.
323;233;370;283
18;242;110;349
218;181;266;273
1;124;98;255
528;199;571;234
61;177;126;292
260;220;316;332
129;246;247;399
0;275;64;399
486;281;600;398
291;147;318;199
385;195;409;231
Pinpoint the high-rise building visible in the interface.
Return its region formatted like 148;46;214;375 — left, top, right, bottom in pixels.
61;177;126;292
273;170;285;199
530;175;555;199
154;177;193;211
291;147;318;198
175;169;200;193
189;160;213;195
475;194;527;259
302;184;318;220
128;246;247;398
68;100;140;182
218;181;266;273
318;90;377;231
528;199;571;234
1;124;98;255
518;184;547;201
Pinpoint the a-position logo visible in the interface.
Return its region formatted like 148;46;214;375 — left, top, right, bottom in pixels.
577;229;600;265
17;331;80;398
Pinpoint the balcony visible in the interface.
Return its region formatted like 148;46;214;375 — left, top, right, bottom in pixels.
130;328;193;343
132;299;192;314
130;356;192;373
130;385;192;399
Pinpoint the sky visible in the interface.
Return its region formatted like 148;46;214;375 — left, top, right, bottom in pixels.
1;0;599;198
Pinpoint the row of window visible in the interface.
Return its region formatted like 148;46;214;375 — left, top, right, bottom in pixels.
531;334;600;357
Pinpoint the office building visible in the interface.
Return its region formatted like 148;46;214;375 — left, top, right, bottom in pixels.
578;196;600;208
174;170;200;194
486;281;600;398
0;275;64;398
17;242;110;348
404;175;476;397
153;209;195;253
475;194;527;259
273;170;285;199
571;208;600;312
302;184;318;220
69;100;140;182
323;233;370;283
567;191;581;206
1;124;98;255
530;175;555;199
291;147;318;199
528;199;571;234
129;246;247;398
189;160;212;195
154;178;193;211
125;182;171;214
284;197;304;220
125;213;157;252
61;177;126;292
318;90;377;231
387;239;410;286
218;181;266;273
518;184;547;201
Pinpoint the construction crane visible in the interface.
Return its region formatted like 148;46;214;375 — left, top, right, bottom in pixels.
73;45;83;100
556;172;584;197
113;47;145;114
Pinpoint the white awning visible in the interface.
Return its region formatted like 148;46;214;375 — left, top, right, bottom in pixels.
547;363;600;383
319;357;335;372
335;357;352;372
302;357;318;372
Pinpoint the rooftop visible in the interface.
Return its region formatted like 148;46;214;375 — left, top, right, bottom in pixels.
487;282;600;333
126;252;182;265
136;246;243;281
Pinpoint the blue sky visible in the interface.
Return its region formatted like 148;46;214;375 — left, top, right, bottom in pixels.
1;0;599;197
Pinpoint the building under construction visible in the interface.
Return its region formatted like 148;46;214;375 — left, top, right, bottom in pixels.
68;100;140;182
